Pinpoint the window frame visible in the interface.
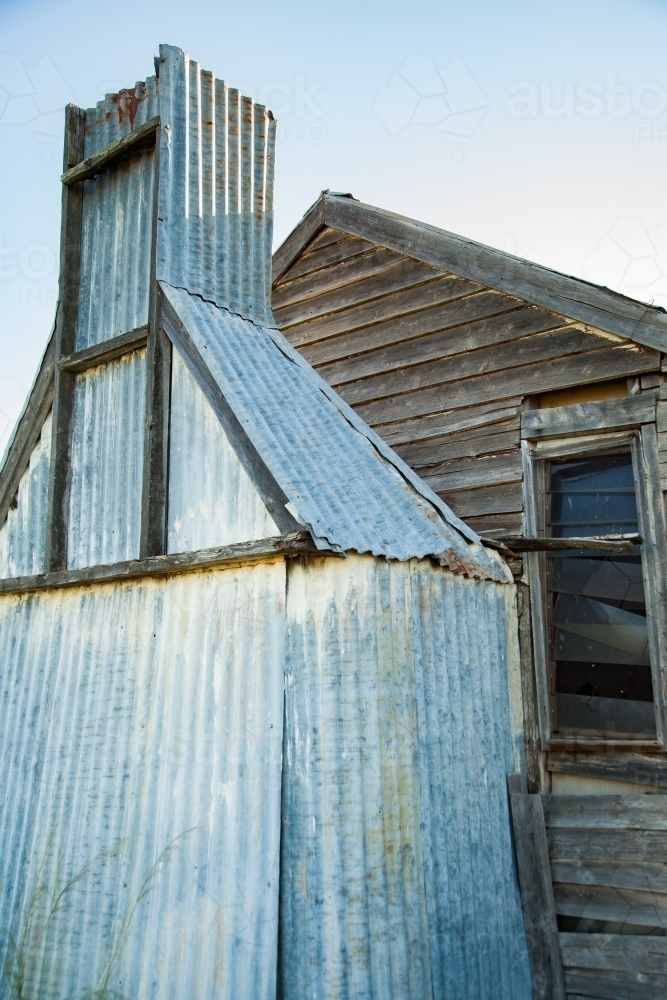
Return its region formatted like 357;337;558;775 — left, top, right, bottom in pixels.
522;409;667;751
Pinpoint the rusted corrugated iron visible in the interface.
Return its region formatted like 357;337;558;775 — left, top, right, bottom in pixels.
281;554;531;1000
0;562;285;999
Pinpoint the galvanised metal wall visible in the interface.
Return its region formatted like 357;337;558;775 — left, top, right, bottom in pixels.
280;554;531;1000
0;411;51;578
76;150;154;349
0;561;285;1000
83;75;159;156
157;45;276;326
167;348;278;553
68;350;145;569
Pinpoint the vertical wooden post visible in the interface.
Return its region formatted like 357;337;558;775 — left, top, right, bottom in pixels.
45;103;85;572
508;775;566;1000
140;133;172;558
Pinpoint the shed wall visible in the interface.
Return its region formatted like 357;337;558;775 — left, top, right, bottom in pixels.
0;561;285;1000
273;228;661;538
280;554;531;1000
167;348;278;552
68;350;146;568
0;411;51;578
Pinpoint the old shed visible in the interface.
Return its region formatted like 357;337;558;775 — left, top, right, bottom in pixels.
273;192;667;998
0;48;532;1000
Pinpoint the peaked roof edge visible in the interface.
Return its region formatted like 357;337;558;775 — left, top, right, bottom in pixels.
273;192;667;353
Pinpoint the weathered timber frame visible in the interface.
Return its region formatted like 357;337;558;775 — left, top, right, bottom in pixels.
44;107;162;572
521;394;667;751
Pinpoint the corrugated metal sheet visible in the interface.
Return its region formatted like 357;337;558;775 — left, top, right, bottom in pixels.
0;411;51;578
280;554;532;1000
0;561;285;999
68;350;145;568
167;347;278;553
162;282;507;580
83;75;159;157
156;45;276;326
76;150;154;349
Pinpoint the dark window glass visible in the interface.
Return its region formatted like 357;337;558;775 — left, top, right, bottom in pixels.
547;452;656;738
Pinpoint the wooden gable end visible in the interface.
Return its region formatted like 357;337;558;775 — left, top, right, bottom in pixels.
272;222;661;538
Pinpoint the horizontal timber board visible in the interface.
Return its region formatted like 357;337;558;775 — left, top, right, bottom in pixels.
377;399;522;447
355;344;659;425
277;234;375;283
397;427;521;468
0;533;318;595
416;452;523;492
559;933;667;975
432;482;523;517
271;199;324;282
275;258;444;329
272;247;410;310
283;274;481;346
464;512;523;537
323;195;667;351
337;326;627;406
305;226;348;252
547;828;667;862
564;967;667;1000
553;881;667;926
543;795;667;830
522;394;657;439
551;860;667;894
61;115;159;184
59;326;149;372
318;303;564;386
548;752;667;789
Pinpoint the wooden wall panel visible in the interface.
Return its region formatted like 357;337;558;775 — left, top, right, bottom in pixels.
273;227;662;537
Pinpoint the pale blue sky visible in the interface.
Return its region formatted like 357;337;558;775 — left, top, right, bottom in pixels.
1;0;667;450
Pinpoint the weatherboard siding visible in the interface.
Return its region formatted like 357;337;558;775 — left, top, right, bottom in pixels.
273;227;661;537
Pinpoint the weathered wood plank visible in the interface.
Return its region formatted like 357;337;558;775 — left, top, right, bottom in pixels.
521;394;656;440
354;345;659;425
338;327;626;407
323;194;667;352
543;795;667;831
548;828;667;862
554;882;667;927
0;532;318;595
551;860;667;894
548;751;667;789
272;197;325;283
508;786;567;1000
272;247;410;309
59;325;149;373
565;967;667;1000
274;257;443;328
517;582;544;793
61;115;159;185
302;225;347;253
506;535;638;554
431;482;523;517
277;234;376;284
559;932;667;976
417;452;523;492
0;330;55;528
283;275;480;346
318;305;566;387
377;399;522;447
465;511;523;537
45;103;85;573
397;426;520;468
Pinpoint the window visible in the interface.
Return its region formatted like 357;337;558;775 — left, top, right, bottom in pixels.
522;399;667;748
547;452;655;739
